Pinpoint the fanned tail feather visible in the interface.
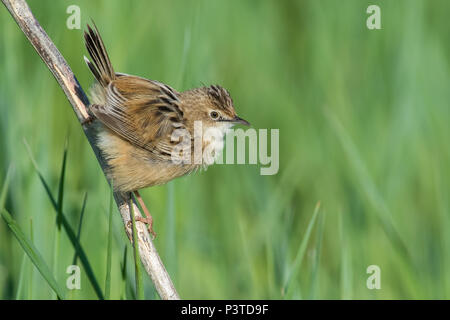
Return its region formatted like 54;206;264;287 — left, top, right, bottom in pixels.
84;23;115;86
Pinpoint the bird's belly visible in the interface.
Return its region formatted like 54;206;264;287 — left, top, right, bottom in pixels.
97;127;196;192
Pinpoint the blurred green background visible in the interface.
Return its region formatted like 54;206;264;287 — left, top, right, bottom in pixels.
0;0;449;299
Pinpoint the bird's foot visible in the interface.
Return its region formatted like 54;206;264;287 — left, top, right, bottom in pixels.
130;190;157;240
136;215;157;240
127;216;157;240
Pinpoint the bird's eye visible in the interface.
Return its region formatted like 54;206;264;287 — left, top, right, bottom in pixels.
210;110;219;120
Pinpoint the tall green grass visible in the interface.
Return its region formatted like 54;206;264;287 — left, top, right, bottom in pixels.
0;0;449;299
1;167;65;299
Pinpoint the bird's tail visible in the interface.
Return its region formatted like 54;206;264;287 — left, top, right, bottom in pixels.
84;23;115;87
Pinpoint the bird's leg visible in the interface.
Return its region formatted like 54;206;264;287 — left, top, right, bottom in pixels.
132;190;157;239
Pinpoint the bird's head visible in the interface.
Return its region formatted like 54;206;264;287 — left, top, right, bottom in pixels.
181;85;249;133
204;84;250;128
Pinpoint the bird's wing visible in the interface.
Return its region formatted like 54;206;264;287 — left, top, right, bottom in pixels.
91;75;185;159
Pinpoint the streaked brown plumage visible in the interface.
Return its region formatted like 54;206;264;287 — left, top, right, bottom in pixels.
84;24;249;192
83;24;249;236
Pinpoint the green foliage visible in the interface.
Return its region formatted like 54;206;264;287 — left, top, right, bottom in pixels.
283;202;320;299
23;141;104;299
0;0;449;299
1;167;65;299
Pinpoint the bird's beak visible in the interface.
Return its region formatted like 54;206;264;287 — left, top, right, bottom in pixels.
231;115;250;126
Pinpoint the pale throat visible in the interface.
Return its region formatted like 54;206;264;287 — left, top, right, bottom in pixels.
201;122;233;162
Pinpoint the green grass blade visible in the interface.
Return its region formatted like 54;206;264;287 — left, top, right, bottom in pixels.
1;165;64;299
56;139;68;228
120;245;128;300
1;208;65;299
24;142;104;300
1;166;27;300
121;245;128;281
23;140;57;208
339;211;352;299
130;198;144;300
52;142;67;298
72;193;88;265
48;140;67;298
51;222;61;299
283;202;321;299
325;111;412;263
309;211;325;299
28;218;34;299
0;164;13;210
15;252;27;299
105;187;114;299
54;196;105;300
15;219;35;299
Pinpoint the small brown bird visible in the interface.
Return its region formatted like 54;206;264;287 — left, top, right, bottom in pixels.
83;24;249;237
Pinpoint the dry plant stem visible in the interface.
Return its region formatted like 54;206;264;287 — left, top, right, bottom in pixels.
1;0;179;300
